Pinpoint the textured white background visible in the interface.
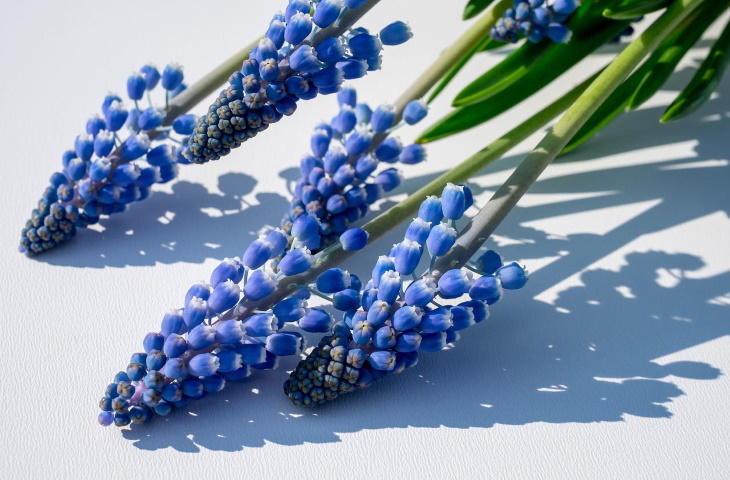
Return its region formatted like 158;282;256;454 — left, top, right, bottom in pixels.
1;1;729;478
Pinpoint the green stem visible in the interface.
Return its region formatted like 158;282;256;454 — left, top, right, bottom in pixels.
233;67;599;319
435;0;707;271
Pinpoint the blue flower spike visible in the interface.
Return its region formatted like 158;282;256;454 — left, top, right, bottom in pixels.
19;61;195;256
491;0;580;44
283;188;529;407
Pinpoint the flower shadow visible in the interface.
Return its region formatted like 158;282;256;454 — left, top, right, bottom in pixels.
122;78;729;452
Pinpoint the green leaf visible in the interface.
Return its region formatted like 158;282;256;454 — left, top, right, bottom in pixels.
463;0;497;20
603;0;674;20
629;1;729;110
451;1;616;107
662;18;730;122
427;34;492;104
418;18;630;143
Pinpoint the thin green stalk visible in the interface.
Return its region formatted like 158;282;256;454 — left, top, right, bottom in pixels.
435;0;706;271
233;69;599;319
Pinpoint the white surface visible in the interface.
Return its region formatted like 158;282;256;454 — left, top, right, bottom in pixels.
1;1;729;478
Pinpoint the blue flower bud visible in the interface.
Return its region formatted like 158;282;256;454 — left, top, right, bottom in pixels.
66;158;87;181
144;144;173;167
266;332;304;356
450;304;476;331
154;401;172;416
292;213;319;240
215;319;244;344
183;296;208;328
496;262;529;289
325;194;348;214
441;183;466;220
339;227;369;251
181;378;204;398
333;288;361;311
400;143;427;165
380;20;413;46
353;319;374;344
336;59;368;79
421;306;453;333
142;388;161;407
299;307;334;333
216;351;242;373
404;277;437;307
187;324;216;350
111;163;140;186
161;63;184;91
266;229;288;257
370;104;396;132
311;66;343;89
143;332;164;353
121;133;151;160
318;176;337;197
419;332;447;352
366;256;393;288
266;19;286;49
395;330;421;352
278;247;314;276
74;133;94;162
393;305;423;331
98;411;114;426
336;88;356;109
316;268;351;294
185;281;211;306
366;300;391;327
418;195;444;224
158;309;184;336
547;23;572;43
285;75;310;94
188;353;220;377
403;99;428;125
259;58;280;82
375;168;402;192
377;271;401;304
552;0;580;15
94;130;114;159
438;269;474;298
393;239;423;275
130;352;147;365
374;325;397;349
238;339;267;365
203;374;226;393
161;382;183;402
140;64;161;90
127;72;146;100
310;129;331;158
138;107;165;130
314;0;343;27
243;238;274;269
207;280;241;313
243;313;278;336
345;0;368;7
333;164;356;188
244;270;277;301
146;351;166;372
368;350;396;371
349;33;382;59
404;217;432;245
426;223;457;257
126;362;146;381
129;405;153;424
172;114;197;135
345;127;373;156
163;333;188;359
285;12;313;45
86;115;107;136
273;297;307;323
372;136;401;164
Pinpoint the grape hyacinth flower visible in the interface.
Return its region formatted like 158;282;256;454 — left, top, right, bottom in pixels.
491;0;581;44
19;63;195;256
182;0;413;165
283;184;529;407
281;87;428;251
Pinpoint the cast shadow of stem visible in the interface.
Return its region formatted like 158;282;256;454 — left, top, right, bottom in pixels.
122;73;729;452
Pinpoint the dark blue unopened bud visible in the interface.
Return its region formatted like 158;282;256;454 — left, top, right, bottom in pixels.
299;307;334;332
340;227;369;251
183;297;208;329
286;12;313;45
163;333;188;359
547;23;572;43
353;319;374;344
420;307;453;333
367;300;391;327
86;115;107;136
441;183;466;220
292;213;320;240
476;250;503;274
259;58;280;82
403;99;428;125
374;325;397;349
311;129;331;158
395;330;421;352
127;72;146;100
380;20;413;46
370;104;396;132
266;332;304;356
161;309;184;337
243;313;278;336
316;268;351;294
400;143;427;165
333;289;361;311
188;353;220;377
266;229;288;257
273;297;307;323
371;255;395;286
362;287;378;310
417;196;443;224
375;168;402;192
311;66;343;89
368;350;396;371
172;114;197;135
185;281;211;307
111;163;140;187
374;136;402;163
279;247;314;276
208;280;241;313
203;374;226;393
146;351;166;372
238;339;267;365
393;239;422;275
188;324;216;350
377;271;401;304
216;351;242;373
143;332;164;354
450;305;475;331
66;158;87;181
326;194;348;214
552;0;580;15
266;19;286;49
345;127;373;156
337;59;368;79
393;305;424;331
496;262;529;289
314;0;343;27
349;33;382;59
243;238;274;269
140;64;161;90
121;133;150;160
74;134;94;162
215;319;244;344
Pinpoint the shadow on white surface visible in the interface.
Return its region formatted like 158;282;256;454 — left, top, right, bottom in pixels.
117;80;730;452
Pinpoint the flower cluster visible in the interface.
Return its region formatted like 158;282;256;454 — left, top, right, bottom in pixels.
181;0;413;164
283;184;529;406
491;0;580;44
19;63;195;256
282;87;429;250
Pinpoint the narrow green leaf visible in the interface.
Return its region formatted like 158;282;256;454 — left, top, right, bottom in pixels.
463;0;497;20
418;19;629;142
452;1;615;107
427;34;492;104
479;38;506;51
603;0;674;20
662;18;730;122
629;1;729;110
